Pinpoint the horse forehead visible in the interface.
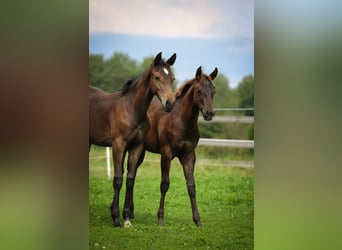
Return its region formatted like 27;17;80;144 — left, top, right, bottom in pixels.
163;67;169;75
199;78;213;89
154;65;171;76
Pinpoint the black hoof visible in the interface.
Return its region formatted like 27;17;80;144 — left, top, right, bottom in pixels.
195;221;202;227
113;219;121;227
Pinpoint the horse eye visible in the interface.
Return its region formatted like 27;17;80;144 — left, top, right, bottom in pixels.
155;76;160;81
197;89;202;96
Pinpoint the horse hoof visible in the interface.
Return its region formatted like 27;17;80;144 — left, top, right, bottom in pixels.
157;220;164;227
124;220;133;228
113;219;121;227
195;221;202;227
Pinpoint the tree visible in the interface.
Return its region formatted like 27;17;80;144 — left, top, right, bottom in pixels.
213;74;239;113
89;52;141;92
89;54;104;87
101;52;141;92
237;75;254;116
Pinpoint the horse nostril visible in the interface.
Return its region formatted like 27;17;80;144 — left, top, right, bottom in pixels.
207;110;215;116
165;100;172;112
203;110;215;121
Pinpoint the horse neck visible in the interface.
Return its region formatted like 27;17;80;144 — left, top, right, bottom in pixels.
128;73;154;119
177;86;199;131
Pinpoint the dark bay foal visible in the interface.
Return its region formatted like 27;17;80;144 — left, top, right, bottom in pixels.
137;66;218;226
89;52;176;227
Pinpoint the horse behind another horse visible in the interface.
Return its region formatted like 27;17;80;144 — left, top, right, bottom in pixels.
137;66;218;226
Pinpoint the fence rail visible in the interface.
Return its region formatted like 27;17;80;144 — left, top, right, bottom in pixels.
198;116;254;124
198;138;254;148
91;138;254;178
91;113;254;177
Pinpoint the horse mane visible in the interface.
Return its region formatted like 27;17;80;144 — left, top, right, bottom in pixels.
175;78;195;99
120;79;134;96
119;57;170;96
120;73;143;96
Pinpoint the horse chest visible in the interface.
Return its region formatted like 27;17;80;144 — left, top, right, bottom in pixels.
165;125;198;154
127;120;149;143
172;137;196;154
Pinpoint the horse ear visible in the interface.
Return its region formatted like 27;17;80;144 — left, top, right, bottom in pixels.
153;52;162;65
166;53;177;66
210;67;218;80
195;66;202;81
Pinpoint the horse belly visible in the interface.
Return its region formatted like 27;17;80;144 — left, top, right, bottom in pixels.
89;114;112;146
89;127;112;146
143;128;160;153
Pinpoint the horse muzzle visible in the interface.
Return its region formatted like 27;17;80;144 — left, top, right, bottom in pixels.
164;99;173;112
202;110;215;121
158;96;174;112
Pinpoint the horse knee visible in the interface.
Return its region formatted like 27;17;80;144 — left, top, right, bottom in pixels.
113;177;123;190
126;177;135;190
160;181;170;193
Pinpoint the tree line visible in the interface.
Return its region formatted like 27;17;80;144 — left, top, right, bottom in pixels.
89;52;254;153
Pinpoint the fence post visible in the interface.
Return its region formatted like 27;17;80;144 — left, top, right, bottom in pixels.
106;147;111;178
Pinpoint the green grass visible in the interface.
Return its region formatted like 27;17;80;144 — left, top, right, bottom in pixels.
89;146;254;249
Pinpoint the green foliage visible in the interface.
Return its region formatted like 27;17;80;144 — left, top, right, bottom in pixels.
89;147;254;249
89;52;141;92
140;55;155;69
248;124;254;140
237;75;254;116
89;53;180;92
89;54;104;88
213;74;239;112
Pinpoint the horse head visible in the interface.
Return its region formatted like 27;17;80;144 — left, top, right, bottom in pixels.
149;52;177;112
193;66;218;121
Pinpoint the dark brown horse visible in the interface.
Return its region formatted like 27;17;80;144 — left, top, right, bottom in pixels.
137;66;218;226
89;52;177;227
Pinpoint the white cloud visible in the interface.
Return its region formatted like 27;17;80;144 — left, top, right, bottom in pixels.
90;0;253;39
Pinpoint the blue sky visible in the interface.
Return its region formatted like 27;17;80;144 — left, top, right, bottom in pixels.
89;0;254;88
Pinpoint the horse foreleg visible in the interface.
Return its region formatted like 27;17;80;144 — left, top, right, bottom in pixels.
122;144;144;227
157;153;172;226
110;140;126;227
179;151;201;227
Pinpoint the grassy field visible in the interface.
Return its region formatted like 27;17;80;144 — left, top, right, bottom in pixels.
89;146;254;249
